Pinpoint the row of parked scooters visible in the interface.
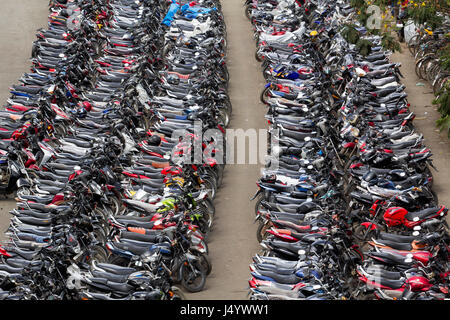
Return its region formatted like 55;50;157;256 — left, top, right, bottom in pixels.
0;0;228;300
247;0;450;300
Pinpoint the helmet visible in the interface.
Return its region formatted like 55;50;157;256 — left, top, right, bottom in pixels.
310;30;318;37
82;101;93;112
166;74;179;85
147;134;161;146
60;9;69;18
109;136;122;155
77;108;87;118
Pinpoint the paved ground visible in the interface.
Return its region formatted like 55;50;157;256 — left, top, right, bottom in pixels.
0;0;448;300
184;0;266;300
391;46;450;217
0;0;49;241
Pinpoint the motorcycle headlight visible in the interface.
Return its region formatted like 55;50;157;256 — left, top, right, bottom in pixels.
73;243;81;254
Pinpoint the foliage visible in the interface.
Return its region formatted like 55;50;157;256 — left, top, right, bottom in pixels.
340;24;360;44
439;43;450;71
356;39;373;56
381;32;402;52
434;80;450;137
436;114;450;138
352;0;402;52
407;3;443;29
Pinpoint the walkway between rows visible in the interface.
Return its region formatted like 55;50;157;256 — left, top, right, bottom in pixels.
391;47;450;215
185;0;267;299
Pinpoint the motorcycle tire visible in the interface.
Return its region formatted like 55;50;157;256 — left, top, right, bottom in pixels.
83;245;109;264
107;254;130;267
256;221;271;243
254;193;264;217
169;286;186;300
200;197;215;216
180;262;206;293
16;187;31;198
196;253;212;276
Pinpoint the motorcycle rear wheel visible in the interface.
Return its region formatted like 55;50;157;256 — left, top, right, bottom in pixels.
83;245;109;264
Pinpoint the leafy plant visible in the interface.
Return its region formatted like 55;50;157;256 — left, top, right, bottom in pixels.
356;39;373;56
439;43;450;71
381;32;402;52
436;114;450;138
340;24;360;44
407;4;443;29
434;80;450;137
433;80;450;116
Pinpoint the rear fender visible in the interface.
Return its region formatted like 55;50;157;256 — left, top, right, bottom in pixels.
16;178;31;189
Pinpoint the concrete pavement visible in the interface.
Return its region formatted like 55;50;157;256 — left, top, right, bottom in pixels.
391;46;450;219
0;0;448;300
184;0;267;299
0;0;49;242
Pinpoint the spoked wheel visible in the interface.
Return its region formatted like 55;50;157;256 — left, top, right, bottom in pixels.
16;187;31;198
218;108;230;128
433;75;449;95
169;286;186;300
260;86;270;104
245;6;252;20
256;221;271;243
53;123;68;137
195;253;212;276
180;262;206;293
109;196;123;216
353;223;382;250
108;254;130;267
254;193;265;217
84;245;109;264
407;35;419;55
199;198;215;217
202;179;217;200
92;227;108;246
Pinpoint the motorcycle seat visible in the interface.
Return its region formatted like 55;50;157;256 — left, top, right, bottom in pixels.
405;206;444;221
268;239;309;253
119;231;160;243
368;251;414;267
378;232;417;243
251;270;302;285
254;256;299;270
88;278;135;294
366;274;406;289
115;215;156;223
115;218;158;230
371;238;413;251
113;241;151;256
95;262;136;275
261;201;298;213
253;263;297;275
90;270;129;283
3;247;38;261
274;195;308;205
35;185;64;194
0;263;24;274
15;216;52;226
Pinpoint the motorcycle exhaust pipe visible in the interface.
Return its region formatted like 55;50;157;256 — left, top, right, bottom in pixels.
419;218;442;228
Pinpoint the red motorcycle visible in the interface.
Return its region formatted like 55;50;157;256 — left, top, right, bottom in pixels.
357;201;448;241
356;265;434;300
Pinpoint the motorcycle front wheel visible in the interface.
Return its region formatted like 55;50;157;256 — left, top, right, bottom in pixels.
180;262;206;293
